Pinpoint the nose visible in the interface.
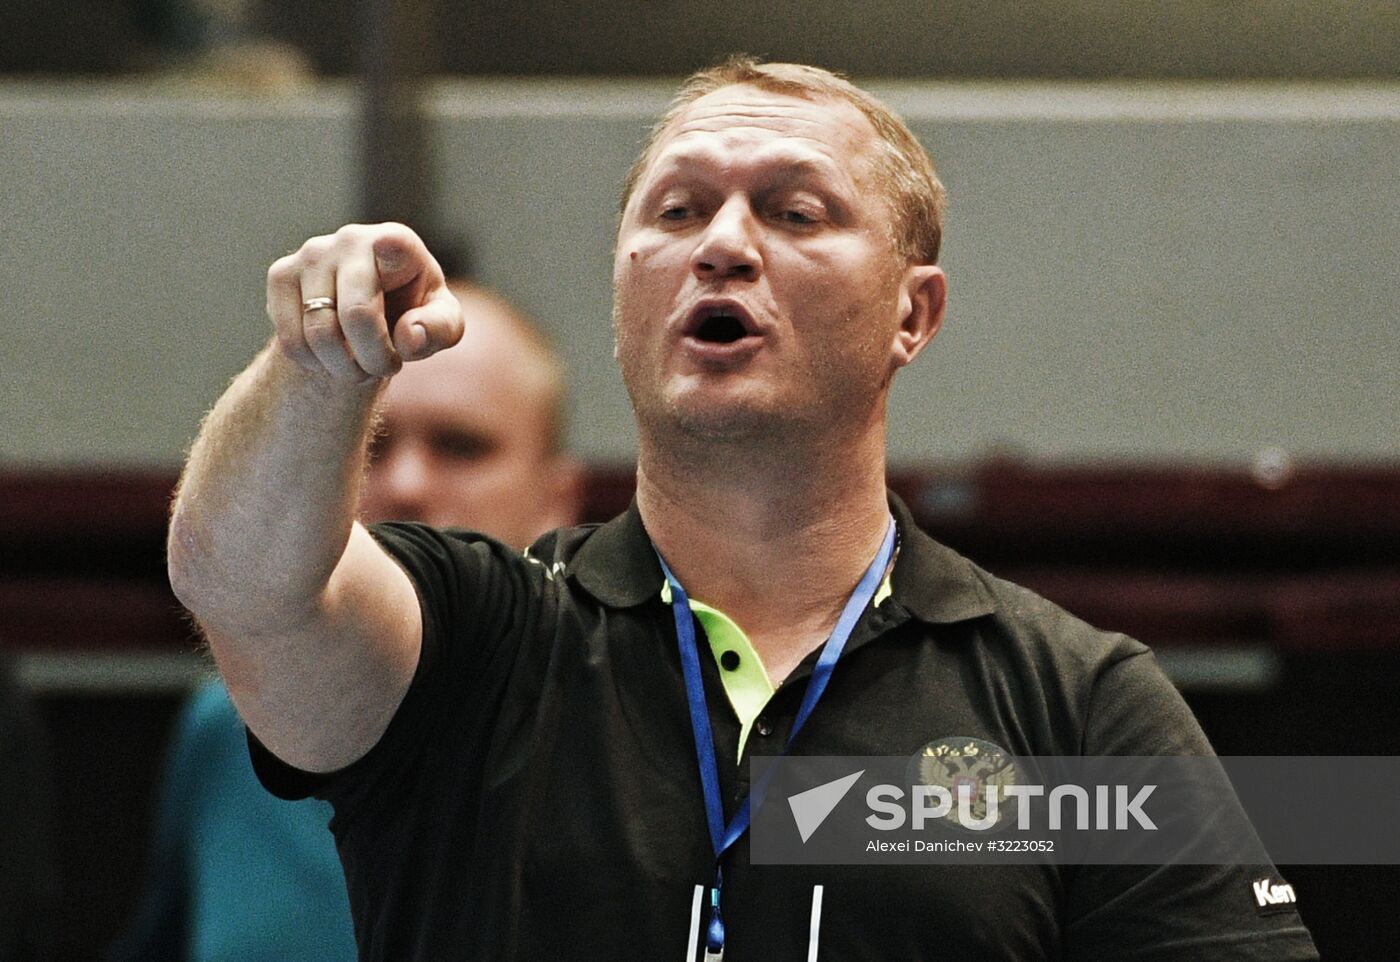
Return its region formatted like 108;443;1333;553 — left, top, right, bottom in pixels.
372;441;432;518
690;196;762;282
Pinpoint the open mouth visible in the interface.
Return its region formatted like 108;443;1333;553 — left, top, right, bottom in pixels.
693;313;749;344
684;303;760;346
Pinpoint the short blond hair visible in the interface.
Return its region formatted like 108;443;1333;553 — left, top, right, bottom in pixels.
620;55;947;264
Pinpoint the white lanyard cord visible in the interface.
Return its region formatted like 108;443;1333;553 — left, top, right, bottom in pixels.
807;884;825;961
685;884;825;961
686;885;705;962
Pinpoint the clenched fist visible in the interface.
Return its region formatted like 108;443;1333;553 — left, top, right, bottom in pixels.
266;223;463;381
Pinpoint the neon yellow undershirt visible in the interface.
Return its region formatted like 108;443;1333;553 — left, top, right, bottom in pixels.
662;570;895;762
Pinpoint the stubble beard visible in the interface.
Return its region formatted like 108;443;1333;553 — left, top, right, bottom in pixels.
612;286;895;465
614;307;793;465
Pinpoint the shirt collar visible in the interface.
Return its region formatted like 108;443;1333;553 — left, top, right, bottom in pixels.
884;489;997;623
567;491;996;625
566;498;663;608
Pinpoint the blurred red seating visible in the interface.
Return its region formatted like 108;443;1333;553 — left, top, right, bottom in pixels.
3;462;1397;655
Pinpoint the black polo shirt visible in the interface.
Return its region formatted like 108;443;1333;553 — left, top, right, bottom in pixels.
252;494;1317;961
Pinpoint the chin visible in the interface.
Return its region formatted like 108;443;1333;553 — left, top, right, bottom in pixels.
660;391;796;444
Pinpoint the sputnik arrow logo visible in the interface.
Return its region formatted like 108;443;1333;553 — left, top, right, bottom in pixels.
787;770;865;843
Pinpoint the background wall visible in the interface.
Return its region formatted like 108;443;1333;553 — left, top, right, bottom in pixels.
6;0;1400;78
2;79;1397;469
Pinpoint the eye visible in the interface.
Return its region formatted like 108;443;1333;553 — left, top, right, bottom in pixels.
778;209;818;225
659;206;691;221
430;430;495;462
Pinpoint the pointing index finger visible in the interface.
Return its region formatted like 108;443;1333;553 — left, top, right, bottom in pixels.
371;226;440;309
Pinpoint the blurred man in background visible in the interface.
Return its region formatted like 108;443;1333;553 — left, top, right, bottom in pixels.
108;281;579;962
359;282;580;541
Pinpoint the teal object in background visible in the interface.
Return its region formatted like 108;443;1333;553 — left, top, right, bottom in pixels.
108;680;356;962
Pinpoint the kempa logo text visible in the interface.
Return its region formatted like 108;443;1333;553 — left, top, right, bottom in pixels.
1253;879;1297;907
788;771;1159;842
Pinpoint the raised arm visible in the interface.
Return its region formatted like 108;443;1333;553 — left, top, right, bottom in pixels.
167;223;463;774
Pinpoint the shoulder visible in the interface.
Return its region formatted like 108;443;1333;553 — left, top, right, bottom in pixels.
521;522;605;582
367;519;608;584
894;518;1146;688
890;495;1144;682
971;564;1208;755
895;528;1189;755
971;564;1148;678
365;521;577;621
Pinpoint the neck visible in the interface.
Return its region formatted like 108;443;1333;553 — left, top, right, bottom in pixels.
637;422;891;678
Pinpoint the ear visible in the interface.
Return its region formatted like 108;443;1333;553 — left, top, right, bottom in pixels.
889;264;946;371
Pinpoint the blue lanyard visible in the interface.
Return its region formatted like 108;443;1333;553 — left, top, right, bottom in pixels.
657;515;897;959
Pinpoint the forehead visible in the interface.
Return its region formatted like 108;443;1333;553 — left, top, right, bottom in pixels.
643;85;881;186
382;302;552;433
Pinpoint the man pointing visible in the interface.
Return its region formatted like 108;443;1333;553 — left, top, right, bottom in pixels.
168;58;1316;959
